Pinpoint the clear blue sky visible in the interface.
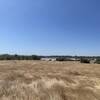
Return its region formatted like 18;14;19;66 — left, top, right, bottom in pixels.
0;0;100;56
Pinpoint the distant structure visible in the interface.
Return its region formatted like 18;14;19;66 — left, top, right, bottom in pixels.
41;57;80;61
90;59;96;64
41;58;56;61
66;57;76;61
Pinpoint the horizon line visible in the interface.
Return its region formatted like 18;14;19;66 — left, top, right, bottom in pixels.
0;53;100;57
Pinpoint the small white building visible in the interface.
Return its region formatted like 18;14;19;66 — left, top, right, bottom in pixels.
41;58;56;61
90;59;96;64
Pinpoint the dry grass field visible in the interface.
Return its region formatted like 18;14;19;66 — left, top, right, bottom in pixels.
0;60;100;100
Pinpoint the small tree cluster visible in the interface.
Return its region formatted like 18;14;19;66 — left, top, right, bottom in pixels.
56;57;66;61
95;58;100;64
80;58;90;63
56;57;74;61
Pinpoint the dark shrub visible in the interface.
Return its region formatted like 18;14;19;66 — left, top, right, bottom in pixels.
80;58;90;63
56;57;66;61
95;59;100;64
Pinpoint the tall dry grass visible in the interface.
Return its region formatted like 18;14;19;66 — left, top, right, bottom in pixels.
0;61;100;100
0;75;67;100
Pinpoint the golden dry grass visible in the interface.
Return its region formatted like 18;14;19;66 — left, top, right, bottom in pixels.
0;60;100;100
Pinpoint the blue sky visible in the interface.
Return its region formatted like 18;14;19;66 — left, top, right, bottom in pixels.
0;0;100;56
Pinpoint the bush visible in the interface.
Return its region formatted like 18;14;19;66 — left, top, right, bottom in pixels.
80;58;90;63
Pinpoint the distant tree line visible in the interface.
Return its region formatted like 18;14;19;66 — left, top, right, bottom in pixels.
42;55;100;59
52;56;100;64
0;54;100;64
0;54;41;60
